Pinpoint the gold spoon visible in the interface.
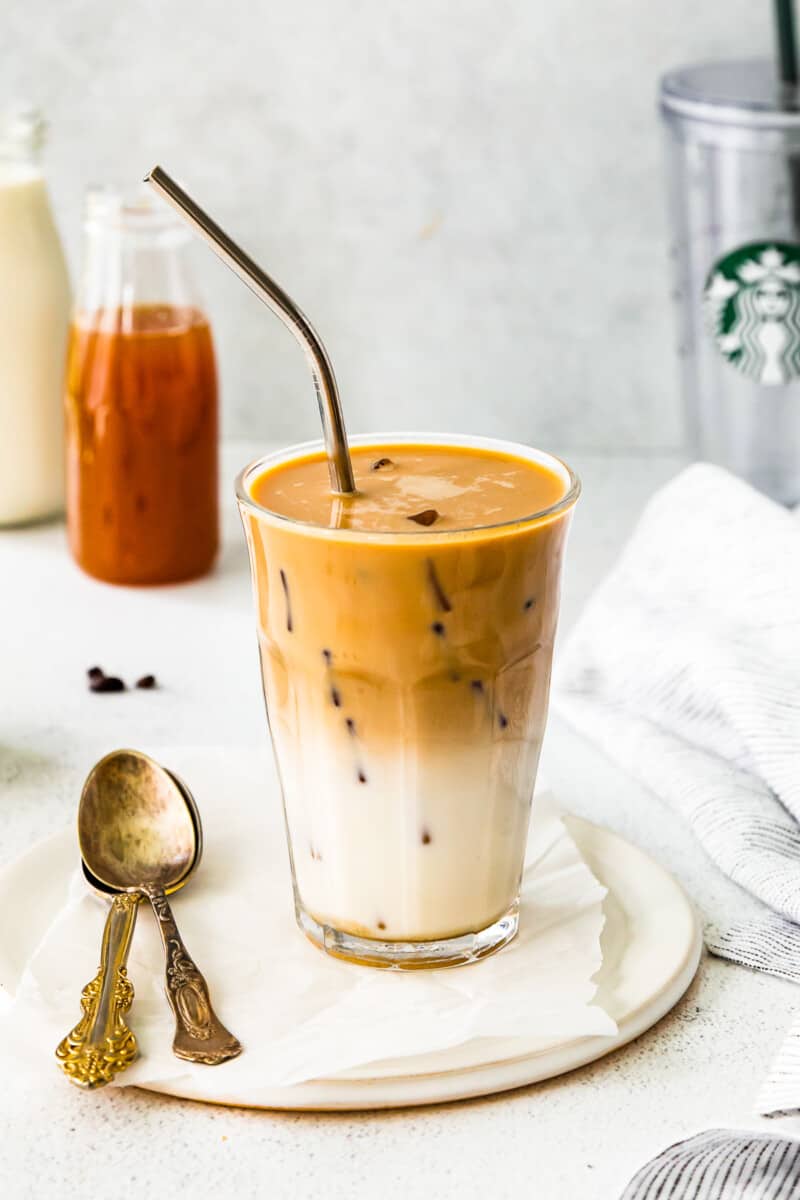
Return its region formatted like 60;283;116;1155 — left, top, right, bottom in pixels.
57;778;199;1090
56;750;241;1088
55;879;141;1089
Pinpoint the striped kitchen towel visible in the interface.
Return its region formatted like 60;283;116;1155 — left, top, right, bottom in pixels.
620;1130;800;1198
554;463;800;1116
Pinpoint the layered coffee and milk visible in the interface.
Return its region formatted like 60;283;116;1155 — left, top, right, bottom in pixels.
240;437;576;956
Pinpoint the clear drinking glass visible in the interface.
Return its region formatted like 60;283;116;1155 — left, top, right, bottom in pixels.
237;433;579;968
661;59;800;505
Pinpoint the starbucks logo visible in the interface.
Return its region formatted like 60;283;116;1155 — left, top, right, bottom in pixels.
704;242;800;385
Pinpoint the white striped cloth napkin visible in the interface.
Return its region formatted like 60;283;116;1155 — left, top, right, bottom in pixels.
620;1130;800;1198
554;463;800;1118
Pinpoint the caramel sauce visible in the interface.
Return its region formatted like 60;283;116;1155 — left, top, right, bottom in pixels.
65;305;218;584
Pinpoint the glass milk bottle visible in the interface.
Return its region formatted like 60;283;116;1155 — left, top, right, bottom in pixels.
65;188;219;584
0;107;71;525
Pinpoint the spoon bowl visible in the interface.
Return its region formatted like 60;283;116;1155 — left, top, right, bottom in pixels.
165;767;204;872
79;750;196;893
80;765;203;899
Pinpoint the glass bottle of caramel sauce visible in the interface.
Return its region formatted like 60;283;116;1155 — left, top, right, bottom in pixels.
65;190;218;584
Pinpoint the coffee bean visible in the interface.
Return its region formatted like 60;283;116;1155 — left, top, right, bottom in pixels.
136;674;157;690
371;457;394;471
87;666;105;683
407;508;440;527
421;829;432;845
90;675;125;693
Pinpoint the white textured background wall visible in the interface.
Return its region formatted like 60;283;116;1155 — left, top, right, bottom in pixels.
6;1;768;449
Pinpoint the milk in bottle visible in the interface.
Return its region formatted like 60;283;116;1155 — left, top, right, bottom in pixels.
0;108;70;525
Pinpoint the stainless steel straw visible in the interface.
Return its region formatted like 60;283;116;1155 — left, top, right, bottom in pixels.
144;165;356;495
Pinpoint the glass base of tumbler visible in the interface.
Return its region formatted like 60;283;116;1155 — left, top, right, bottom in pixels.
297;901;520;969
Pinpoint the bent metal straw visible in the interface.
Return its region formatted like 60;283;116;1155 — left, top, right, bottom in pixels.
144;165;356;496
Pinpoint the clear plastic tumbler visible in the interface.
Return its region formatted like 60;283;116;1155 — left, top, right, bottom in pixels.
661;59;800;504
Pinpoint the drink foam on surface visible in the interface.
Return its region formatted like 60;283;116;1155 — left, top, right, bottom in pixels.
249;443;567;534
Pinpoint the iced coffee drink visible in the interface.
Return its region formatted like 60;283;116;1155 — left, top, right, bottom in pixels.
238;434;579;967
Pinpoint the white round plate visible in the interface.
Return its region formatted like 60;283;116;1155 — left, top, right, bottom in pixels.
0;816;701;1110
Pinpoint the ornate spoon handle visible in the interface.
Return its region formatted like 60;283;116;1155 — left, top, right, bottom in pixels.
144;885;242;1065
55;892;139;1088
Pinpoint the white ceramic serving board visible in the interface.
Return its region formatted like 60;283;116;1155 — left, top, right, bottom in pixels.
0;815;701;1110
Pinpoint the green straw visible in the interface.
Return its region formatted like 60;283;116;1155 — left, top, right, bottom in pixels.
775;0;799;87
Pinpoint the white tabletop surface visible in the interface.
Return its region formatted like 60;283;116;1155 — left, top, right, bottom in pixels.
1;444;798;1199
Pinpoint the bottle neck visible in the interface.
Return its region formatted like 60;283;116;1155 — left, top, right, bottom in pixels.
76;191;203;323
0;108;45;174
